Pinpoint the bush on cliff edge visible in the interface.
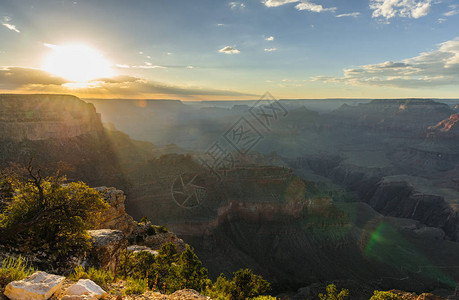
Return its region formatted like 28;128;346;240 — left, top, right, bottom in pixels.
0;164;108;256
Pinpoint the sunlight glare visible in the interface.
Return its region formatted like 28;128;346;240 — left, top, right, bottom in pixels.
42;44;113;82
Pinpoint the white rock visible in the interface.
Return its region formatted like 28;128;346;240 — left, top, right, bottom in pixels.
62;279;107;300
4;271;65;300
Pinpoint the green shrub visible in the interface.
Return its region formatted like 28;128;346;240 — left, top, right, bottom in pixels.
0;256;35;287
139;216;149;224
319;284;349;300
0;171;108;256
67;265;89;281
251;296;277;300
206;269;271;300
117;243;211;294
68;266;113;288
87;267;113;288
124;277;147;295
370;291;401;300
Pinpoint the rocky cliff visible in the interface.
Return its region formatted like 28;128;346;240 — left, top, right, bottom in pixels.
428;113;459;139
0;94;129;188
0;94;103;141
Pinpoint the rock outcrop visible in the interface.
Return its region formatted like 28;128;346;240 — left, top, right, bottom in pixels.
4;271;65;300
95;187;136;237
62;279;107;300
87;229;126;273
428;113;459;139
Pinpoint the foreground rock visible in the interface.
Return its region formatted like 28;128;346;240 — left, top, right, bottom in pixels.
62;279;107;300
4;271;65;300
87;229;127;272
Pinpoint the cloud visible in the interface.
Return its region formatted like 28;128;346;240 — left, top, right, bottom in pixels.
0;67;67;88
0;66;253;98
263;0;336;12
444;10;459;16
116;64;130;69
265;36;274;41
370;0;432;20
295;2;336;12
2;22;20;33
311;37;459;89
264;48;277;51
218;46;240;54
263;0;298;7
336;12;361;18
136;64;167;69
229;2;245;10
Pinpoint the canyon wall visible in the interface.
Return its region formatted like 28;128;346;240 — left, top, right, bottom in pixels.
0;94;102;141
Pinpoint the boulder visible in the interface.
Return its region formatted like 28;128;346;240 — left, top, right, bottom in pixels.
62;279;107;300
87;229;127;272
4;271;65;300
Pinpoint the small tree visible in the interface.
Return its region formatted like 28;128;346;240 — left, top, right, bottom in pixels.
0;163;108;256
319;284;349;300
173;246;208;292
207;269;271;300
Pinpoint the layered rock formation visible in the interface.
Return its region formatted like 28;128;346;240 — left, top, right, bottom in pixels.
328;99;454;135
95;187;136;236
0;94;102;141
428;113;459;139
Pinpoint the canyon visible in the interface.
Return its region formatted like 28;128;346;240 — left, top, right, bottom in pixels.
2;94;459;297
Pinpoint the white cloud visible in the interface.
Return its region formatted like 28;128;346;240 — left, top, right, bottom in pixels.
312;37;459;88
444;10;459;16
219;46;240;54
116;64;130;69
263;0;298;7
229;2;245;10
438;17;446;23
136;65;167;69
370;0;432;20
295;2;336;12
336;12;361;18
265;36;274;41
263;0;335;12
2;22;20;33
264;48;277;51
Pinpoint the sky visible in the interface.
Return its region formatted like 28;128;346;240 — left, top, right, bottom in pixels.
0;0;459;100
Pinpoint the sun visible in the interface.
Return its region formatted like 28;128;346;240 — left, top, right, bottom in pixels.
42;44;113;82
